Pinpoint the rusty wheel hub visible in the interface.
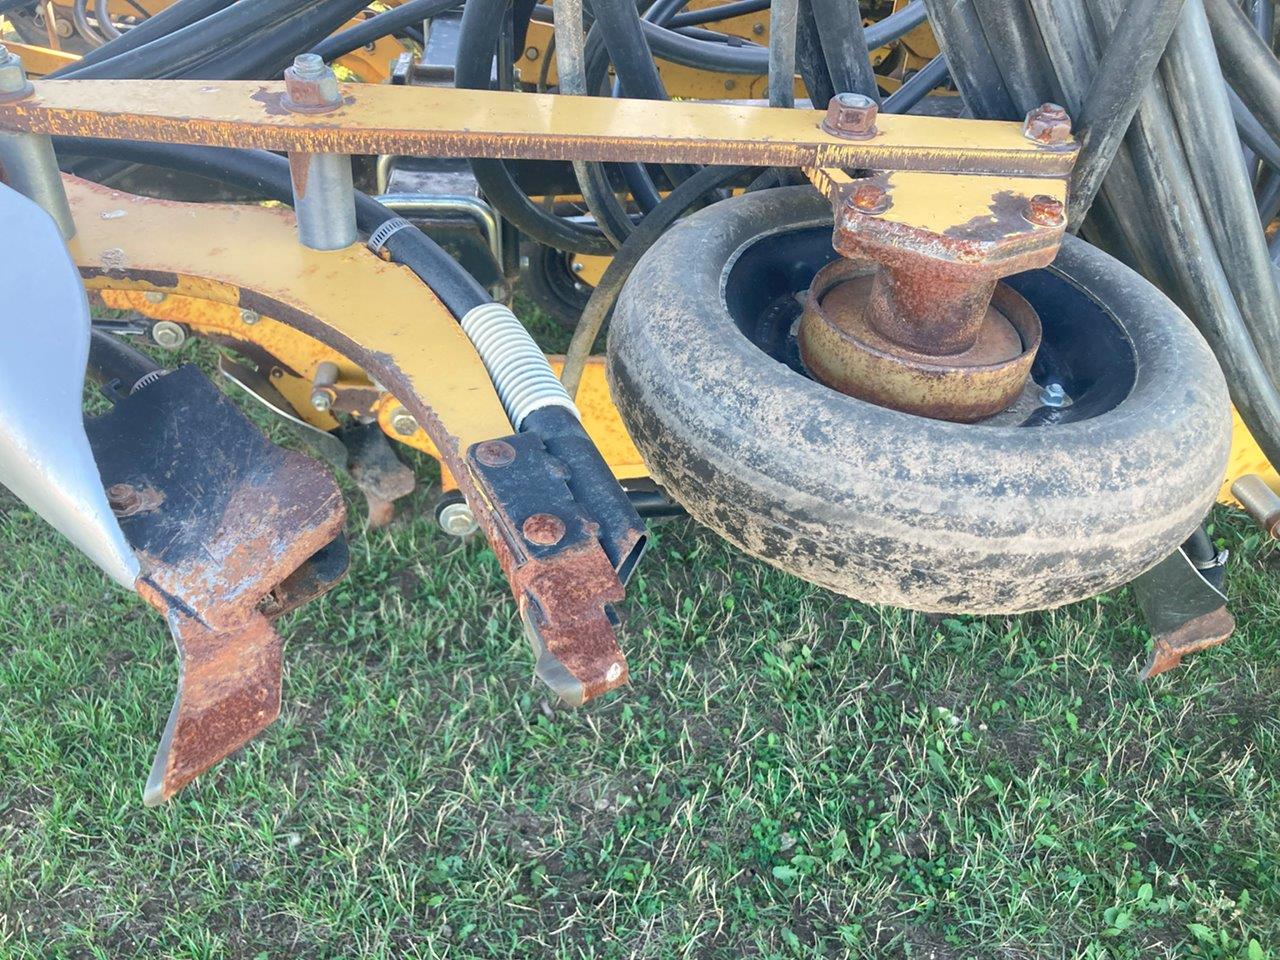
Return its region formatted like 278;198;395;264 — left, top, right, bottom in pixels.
799;259;1042;422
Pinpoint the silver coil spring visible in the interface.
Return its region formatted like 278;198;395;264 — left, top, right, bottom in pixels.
460;302;579;429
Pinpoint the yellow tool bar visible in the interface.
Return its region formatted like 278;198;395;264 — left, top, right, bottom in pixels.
0;80;1076;177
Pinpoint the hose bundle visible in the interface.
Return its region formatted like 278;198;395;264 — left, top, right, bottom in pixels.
921;0;1280;467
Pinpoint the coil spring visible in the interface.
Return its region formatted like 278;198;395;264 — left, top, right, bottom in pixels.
460;302;579;429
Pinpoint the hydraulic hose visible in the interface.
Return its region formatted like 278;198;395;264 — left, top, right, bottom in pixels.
794;0;834;106
456;0;614;254
1065;0;1187;228
864;1;927;48
919;0;1017;118
880;53;948;114
807;0;878;101
561;164;753;398
50;0;236;76
768;0;799;107
310;0;462;62
1231;88;1280;173
667;0;769;28
54;137;489;317
1205;0;1280;153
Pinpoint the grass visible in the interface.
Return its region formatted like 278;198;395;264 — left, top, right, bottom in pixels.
2;324;1280;958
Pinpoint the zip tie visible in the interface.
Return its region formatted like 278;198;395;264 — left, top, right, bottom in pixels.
366;217;415;254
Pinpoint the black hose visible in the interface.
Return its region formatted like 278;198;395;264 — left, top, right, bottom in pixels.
1231;87;1280;173
919;0;1018;118
807;0;878;101
1205;0;1280;152
561;164;754;396
1066;0;1187;228
51;0;236;76
794;0;834;105
768;0;799;107
310;0;461;62
864;1;927;48
880;53;948;115
72;0;107;47
95;0;122;40
55;137;489;317
666;0;769;28
182;0;373;79
62;0;324;79
456;0;614;254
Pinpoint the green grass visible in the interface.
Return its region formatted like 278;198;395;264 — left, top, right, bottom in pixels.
2;335;1280;958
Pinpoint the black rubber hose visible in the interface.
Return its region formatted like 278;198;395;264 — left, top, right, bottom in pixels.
807;0;878;101
94;0;122;41
182;0;374;79
50;0;236;76
55;137;489;316
880;53;948;114
1205;0;1280;151
456;0;614;255
972;0;1060;112
62;0;324;79
666;0;769;28
919;0;1018;118
1065;0;1188;228
561;164;754;396
73;0;107;47
1231;87;1280;173
768;0;799;107
794;0;834;106
864;0;927;48
310;0;461;61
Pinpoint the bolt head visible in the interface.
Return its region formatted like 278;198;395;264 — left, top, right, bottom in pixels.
522;512;566;547
823;93;878;139
474;439;517;467
1022;103;1072;144
1040;381;1067;407
284;56;342;112
390;407;418;436
311;390;333;412
150;321;185;350
752;22;764;35
105;483;141;516
849;181;890;214
525;46;538;60
571;261;584;273
1024;194;1065;227
438;500;478;537
143;290;166;304
0;49;31;99
239;308;260;325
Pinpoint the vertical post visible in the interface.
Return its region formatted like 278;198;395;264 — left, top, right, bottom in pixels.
0;49;75;240
282;54;357;251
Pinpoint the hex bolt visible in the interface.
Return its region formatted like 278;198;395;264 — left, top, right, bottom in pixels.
822;92;878;140
1233;475;1280;537
438;499;478;537
309;360;338;411
144;290;167;304
0;49;75;240
1024;194;1066;227
1039;381;1066;407
1022;103;1072;144
849;182;890;214
150;320;186;350
474;439;517;467
283;55;357;252
522;512;566;547
239;308;260;325
390;406;418;436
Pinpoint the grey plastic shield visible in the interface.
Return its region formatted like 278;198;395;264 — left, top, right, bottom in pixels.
0;183;139;588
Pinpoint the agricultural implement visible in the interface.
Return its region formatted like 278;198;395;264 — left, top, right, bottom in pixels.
2;0;1278;803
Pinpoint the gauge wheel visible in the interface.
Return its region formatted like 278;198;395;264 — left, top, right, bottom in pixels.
606;186;1232;614
519;242;593;331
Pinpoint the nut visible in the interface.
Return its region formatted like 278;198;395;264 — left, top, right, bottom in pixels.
283;53;342;113
311;389;333;412
849;182;890;214
474;439;516;467
0;48;32;100
239;308;260;325
106;483;140;516
822;93;878;140
522;512;566;547
1022;103;1072;144
389;406;417;436
1023;194;1065;226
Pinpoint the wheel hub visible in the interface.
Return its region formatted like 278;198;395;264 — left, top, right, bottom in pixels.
798;259;1042;422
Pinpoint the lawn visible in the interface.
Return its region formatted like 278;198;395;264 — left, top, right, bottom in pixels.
1;331;1279;958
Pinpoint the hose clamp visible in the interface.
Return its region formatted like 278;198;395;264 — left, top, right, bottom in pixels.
366;217;415;255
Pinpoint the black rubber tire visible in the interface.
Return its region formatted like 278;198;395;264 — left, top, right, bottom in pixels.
607;186;1232;613
518;243;593;331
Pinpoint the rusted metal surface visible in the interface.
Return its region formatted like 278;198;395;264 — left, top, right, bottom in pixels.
467;432;634;706
1;80;1077;177
1141;607;1235;679
1231;474;1280;537
1022;103;1073;145
85;366;347;804
799;259;1042;421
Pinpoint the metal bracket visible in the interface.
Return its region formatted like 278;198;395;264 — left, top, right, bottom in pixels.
1132;539;1233;679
